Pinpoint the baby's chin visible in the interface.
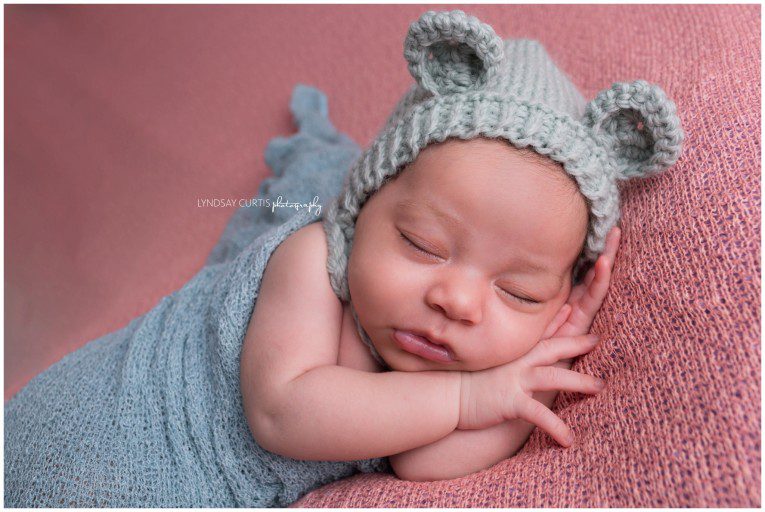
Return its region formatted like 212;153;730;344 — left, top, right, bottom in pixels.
376;346;489;373
382;356;435;373
374;345;445;372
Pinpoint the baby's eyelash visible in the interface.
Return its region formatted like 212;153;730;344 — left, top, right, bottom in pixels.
399;231;435;257
497;287;539;305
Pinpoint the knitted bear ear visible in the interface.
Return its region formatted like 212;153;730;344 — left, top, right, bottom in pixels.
583;80;684;180
403;10;504;96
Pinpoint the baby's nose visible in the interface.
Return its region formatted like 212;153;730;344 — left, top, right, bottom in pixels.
426;277;484;325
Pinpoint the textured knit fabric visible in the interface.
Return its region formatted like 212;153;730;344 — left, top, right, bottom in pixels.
291;5;760;508
322;9;684;303
4;84;389;508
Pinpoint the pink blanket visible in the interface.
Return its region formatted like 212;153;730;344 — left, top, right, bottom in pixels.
6;4;759;507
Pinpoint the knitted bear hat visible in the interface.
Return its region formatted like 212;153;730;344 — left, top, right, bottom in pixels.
322;10;684;303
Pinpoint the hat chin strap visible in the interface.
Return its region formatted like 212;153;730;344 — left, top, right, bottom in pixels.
350;302;391;370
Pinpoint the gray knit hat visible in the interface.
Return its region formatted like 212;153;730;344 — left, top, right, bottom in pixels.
323;10;684;303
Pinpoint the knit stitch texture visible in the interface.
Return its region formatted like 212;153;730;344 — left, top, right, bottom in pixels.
3;85;389;507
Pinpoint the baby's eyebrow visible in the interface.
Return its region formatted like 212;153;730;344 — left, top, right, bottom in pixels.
396;199;464;231
513;259;554;275
501;254;559;282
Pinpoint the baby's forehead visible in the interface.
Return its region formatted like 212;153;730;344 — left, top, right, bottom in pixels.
371;139;588;234
406;139;572;184
393;157;581;209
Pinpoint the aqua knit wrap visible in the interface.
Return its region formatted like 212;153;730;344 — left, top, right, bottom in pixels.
323;10;684;302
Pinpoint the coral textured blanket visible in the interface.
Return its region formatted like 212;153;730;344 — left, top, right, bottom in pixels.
5;4;759;508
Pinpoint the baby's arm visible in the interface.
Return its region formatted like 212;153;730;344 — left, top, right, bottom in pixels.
390;228;621;481
388;307;572;481
240;223;461;461
389;400;551;481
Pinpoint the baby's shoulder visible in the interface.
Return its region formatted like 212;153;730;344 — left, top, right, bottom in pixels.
264;220;333;299
266;221;328;275
279;220;327;255
267;220;327;266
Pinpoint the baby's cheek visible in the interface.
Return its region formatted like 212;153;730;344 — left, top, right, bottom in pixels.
348;250;413;312
482;311;545;366
368;260;415;305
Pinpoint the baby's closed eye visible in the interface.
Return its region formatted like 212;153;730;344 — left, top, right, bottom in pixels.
398;229;544;306
495;286;540;305
398;230;445;260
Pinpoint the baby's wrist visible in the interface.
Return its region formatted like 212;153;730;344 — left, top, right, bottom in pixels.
457;371;466;430
456;370;475;430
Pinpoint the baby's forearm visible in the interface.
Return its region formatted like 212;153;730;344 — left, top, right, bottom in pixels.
390;361;573;481
246;366;461;462
390;418;536;481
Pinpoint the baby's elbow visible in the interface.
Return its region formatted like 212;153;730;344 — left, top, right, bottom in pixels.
389;452;486;482
390;454;427;482
390;453;468;482
243;403;284;454
240;359;291;456
240;383;292;457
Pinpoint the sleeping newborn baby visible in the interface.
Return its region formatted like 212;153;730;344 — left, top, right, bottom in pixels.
2;10;684;506
241;137;619;481
240;10;682;482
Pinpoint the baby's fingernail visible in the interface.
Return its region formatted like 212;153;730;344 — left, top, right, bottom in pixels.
565;432;575;446
595;379;606;389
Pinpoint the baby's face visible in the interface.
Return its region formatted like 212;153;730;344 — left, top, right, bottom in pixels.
347;138;589;372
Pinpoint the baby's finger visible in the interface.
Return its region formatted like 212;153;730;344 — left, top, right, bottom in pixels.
541;304;572;340
514;394;574;447
526;366;606;394
562;229;620;333
603;226;622;260
577;227;619;297
568;257;613;326
568;277;589;304
570;259;598;303
583;264;597;289
523;334;600;367
574;227;619;290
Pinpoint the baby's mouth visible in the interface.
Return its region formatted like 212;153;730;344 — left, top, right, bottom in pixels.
391;329;456;363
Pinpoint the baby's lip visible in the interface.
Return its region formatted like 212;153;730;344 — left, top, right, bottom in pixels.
400;327;457;360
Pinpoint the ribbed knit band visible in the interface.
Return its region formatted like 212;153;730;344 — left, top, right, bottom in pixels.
323;10;683;302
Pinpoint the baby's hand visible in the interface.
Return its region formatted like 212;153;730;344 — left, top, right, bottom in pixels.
542;226;622;342
457;333;605;446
